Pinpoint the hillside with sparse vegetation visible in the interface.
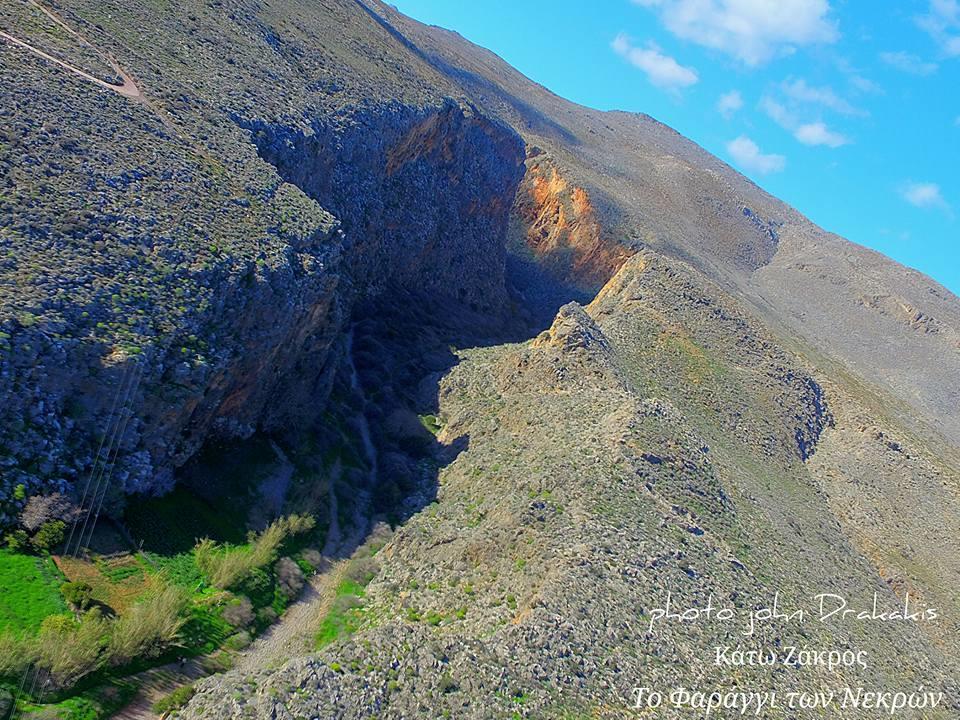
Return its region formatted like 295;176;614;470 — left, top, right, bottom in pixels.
1;0;958;718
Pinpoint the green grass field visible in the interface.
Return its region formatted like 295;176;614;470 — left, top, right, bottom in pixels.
0;549;67;634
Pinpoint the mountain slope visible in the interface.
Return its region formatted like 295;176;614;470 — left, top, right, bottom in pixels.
1;0;957;718
375;0;960;446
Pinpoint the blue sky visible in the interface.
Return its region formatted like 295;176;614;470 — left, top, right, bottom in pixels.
392;0;959;296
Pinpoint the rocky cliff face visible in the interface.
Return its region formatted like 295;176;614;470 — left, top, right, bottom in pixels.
511;151;631;290
0;0;522;517
242;100;522;311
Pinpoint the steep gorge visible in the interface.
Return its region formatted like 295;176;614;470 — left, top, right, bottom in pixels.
0;90;525;512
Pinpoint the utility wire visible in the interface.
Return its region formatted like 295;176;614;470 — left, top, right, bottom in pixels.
63;360;132;555
69;359;141;557
77;359;144;556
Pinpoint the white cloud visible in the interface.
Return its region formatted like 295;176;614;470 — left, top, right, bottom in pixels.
760;97;849;147
917;0;960;57
794;122;849;147
612;34;699;90
717;90;743;119
631;0;838;66
760;97;795;127
834;57;883;95
848;73;882;94
726;135;786;175
781;78;865;116
880;51;938;75
900;181;950;212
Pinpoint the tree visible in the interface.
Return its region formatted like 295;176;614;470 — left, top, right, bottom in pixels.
20;493;79;532
31;520;66;552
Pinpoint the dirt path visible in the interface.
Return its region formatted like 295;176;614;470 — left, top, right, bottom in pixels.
110;659;206;720
1;0;141;98
231;560;347;675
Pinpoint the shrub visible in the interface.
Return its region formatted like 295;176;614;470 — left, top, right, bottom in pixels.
35;610;109;689
61;581;95;611
195;514;316;590
300;548;323;570
256;606;277;626
4;529;29;552
108;584;189;666
222;596;254;628
223;630;251;651
0;631;36;679
152;683;195;715
275;557;305;600
31;520;66;552
345;557;379;586
194;539;253;591
237;568;272;608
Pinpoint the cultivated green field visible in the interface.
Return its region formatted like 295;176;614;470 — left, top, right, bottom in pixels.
0;549;67;634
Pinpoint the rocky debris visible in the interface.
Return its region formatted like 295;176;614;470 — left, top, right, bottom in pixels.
533;302;604;348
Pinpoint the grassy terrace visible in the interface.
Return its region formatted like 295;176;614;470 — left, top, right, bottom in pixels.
0;549;67;634
0;437;331;718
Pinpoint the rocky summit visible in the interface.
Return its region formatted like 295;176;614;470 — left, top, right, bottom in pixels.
0;0;958;719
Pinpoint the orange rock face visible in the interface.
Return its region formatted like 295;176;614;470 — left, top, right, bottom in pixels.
513;157;630;289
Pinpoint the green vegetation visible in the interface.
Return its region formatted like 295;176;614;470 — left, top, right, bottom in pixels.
107;584;189;666
194;514;315;590
0;549;67;633
0;504;320;716
315;557;380;649
17;679;137;720
31;520;66;552
61;581;95;610
418;413;442;436
153;682;196;715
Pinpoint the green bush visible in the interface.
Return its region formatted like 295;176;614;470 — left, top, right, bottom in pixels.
223;630;251;651
31;520;66;552
61;581;95;611
35;610;109;690
4;530;29;552
195;514;315;590
152;683;195;715
108;584;189;666
0;631;36;679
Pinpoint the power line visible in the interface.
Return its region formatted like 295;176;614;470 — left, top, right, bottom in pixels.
76;359;144;556
63;360;132;555
69;358;141;557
